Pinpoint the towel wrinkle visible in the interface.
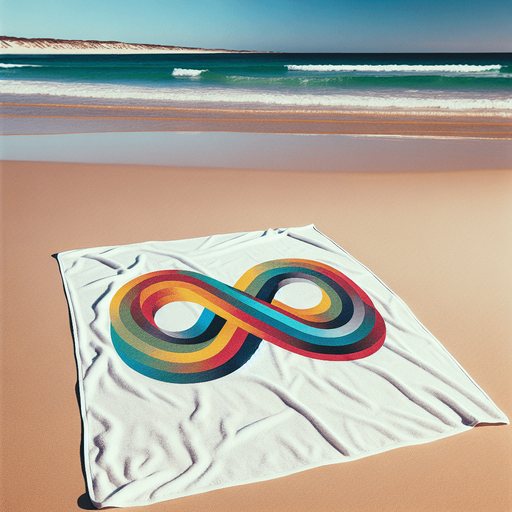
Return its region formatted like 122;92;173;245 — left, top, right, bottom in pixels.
386;342;496;414
83;253;125;271
354;361;456;426
248;375;352;456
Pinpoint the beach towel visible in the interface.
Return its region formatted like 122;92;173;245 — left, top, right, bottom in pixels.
57;224;508;509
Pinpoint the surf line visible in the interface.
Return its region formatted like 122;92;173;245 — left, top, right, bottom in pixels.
1;113;511;132
2;102;511;120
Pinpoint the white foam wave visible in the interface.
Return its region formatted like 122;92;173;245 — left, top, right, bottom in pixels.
286;64;502;73
172;68;206;77
0;63;42;68
1;80;511;112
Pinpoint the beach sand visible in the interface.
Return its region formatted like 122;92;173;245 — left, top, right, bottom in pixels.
1;155;511;511
2;100;512;137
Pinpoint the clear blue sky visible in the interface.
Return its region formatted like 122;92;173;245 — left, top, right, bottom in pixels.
1;0;511;52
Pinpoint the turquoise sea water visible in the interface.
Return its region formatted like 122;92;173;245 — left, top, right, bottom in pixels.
1;53;511;113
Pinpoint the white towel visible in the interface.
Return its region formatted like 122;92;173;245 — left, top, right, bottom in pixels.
57;225;508;509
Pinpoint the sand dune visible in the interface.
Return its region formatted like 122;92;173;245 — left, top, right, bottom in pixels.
0;35;253;54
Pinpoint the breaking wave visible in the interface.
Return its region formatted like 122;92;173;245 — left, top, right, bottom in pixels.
287;64;503;73
0;63;43;68
172;68;206;77
2;80;511;112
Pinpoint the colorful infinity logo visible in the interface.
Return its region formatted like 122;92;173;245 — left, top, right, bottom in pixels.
110;259;386;383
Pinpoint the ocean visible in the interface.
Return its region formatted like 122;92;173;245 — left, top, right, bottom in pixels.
1;52;511;114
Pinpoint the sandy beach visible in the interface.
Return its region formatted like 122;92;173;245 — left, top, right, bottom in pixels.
1;48;512;509
2;5;512;507
1;143;512;510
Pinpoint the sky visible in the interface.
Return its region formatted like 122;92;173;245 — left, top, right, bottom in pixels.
1;0;511;52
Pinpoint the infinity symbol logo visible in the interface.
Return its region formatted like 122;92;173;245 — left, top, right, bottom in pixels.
110;259;386;383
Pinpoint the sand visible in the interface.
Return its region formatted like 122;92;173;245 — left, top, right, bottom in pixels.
0;47;229;55
0;36;237;55
2;101;512;137
1;156;511;511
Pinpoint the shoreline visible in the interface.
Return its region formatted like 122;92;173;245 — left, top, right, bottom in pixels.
2;101;511;138
4;100;512;118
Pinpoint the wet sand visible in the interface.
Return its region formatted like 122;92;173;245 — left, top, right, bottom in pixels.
2;100;512;137
3;131;512;172
1;158;511;511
